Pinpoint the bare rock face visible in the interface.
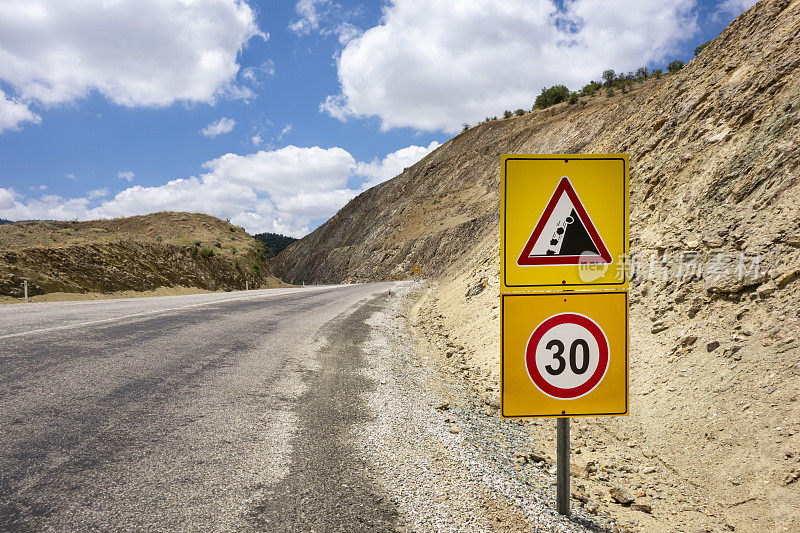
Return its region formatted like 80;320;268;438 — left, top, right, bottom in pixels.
273;0;800;301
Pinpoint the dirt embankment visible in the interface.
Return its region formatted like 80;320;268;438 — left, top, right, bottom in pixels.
272;0;800;530
0;212;288;299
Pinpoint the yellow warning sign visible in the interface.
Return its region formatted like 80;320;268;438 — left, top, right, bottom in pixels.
501;155;628;292
501;291;628;418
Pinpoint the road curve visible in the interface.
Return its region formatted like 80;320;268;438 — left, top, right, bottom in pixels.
0;284;401;531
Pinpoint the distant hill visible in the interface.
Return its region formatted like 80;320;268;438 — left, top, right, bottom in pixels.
0;219;13;225
253;232;297;259
0;212;289;297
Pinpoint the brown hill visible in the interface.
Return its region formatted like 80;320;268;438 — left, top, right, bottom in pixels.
0;212;288;297
272;1;800;530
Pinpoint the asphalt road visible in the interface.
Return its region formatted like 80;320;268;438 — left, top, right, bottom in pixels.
0;284;401;531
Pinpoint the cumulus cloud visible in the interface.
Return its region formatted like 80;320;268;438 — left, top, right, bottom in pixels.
0;142;440;237
0;0;263;126
356;141;440;188
117;170;135;182
718;0;758;14
201;117;237;138
323;0;699;132
0;90;40;132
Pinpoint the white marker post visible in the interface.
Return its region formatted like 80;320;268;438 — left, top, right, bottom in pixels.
24;281;28;303
246;280;249;291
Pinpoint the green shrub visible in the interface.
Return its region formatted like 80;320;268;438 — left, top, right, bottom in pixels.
652;68;663;78
194;240;201;247
200;247;214;258
568;92;579;105
606;87;616;97
636;67;648;80
602;69;616;86
214;241;222;248
503;110;512;119
694;41;710;56
667;60;684;73
581;81;601;96
462;123;470;132
534;84;570;109
514;109;525;116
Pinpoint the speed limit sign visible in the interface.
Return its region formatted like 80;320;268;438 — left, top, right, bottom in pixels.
527;313;609;400
502;291;627;417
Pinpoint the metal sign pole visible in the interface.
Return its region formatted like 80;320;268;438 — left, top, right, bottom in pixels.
24;281;28;303
556;417;570;515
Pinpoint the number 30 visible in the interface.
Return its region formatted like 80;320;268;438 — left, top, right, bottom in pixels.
544;339;590;375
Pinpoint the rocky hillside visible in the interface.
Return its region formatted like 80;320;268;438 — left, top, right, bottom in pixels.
273;1;800;531
0;212;288;297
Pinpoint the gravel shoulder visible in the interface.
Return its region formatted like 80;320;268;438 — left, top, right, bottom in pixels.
355;283;605;532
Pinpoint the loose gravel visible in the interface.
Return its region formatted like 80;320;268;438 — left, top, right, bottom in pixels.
354;284;607;532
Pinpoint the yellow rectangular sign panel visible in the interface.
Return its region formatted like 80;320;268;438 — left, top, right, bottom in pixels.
501;291;628;418
501;154;628;292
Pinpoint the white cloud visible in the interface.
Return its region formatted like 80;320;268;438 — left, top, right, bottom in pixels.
324;0;698;132
0;89;40;132
336;22;362;45
241;60;276;84
251;135;263;146
87;187;108;199
0;142;440;237
117;170;135;182
290;0;329;35
65;173;76;180
718;0;758;14
201;117;237;138
356;141;440;188
0;0;263;127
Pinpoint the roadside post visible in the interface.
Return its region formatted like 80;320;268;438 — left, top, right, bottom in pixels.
557;417;570;515
412;263;421;282
500;154;629;516
24;281;28;303
246;280;249;291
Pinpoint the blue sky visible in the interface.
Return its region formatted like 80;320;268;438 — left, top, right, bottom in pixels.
0;0;756;236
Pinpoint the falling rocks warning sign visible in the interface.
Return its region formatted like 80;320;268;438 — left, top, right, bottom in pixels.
501;155;629;291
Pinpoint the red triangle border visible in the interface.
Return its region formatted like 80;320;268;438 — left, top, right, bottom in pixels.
516;176;612;266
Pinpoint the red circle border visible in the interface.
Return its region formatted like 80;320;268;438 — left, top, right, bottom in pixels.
525;313;609;399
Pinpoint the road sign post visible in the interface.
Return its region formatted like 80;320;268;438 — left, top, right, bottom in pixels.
557;417;570;515
500;154;629;515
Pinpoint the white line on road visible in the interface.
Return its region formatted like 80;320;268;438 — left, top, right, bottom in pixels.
0;287;334;342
